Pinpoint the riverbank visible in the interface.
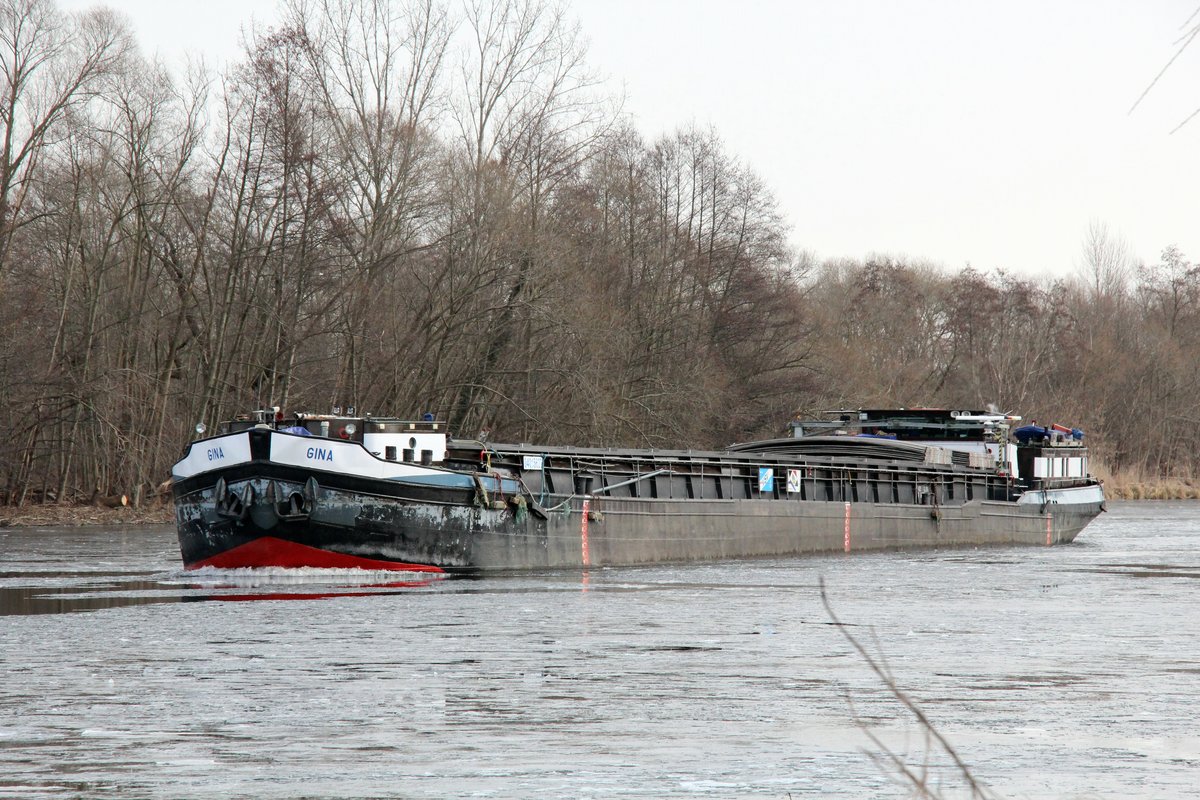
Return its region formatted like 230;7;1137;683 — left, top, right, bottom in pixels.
1102;482;1200;500
0;503;173;527
1094;466;1200;500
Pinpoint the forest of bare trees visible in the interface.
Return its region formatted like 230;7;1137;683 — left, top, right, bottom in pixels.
3;0;1200;507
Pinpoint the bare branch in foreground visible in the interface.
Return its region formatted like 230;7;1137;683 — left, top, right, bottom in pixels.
819;577;998;800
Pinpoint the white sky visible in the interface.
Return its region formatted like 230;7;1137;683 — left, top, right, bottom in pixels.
61;0;1200;278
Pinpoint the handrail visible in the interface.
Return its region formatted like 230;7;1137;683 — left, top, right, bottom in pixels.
590;469;671;495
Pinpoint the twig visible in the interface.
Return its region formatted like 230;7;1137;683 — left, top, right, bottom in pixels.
1129;11;1200;117
819;577;996;800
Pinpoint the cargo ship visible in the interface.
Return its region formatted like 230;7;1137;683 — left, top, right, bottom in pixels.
171;407;1105;572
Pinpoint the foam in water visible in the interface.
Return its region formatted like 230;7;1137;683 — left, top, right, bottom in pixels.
163;565;446;588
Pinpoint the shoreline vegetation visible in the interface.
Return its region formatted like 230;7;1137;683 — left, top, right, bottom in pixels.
0;503;173;528
1;474;1195;529
1101;479;1200;501
4;1;1200;512
1094;465;1200;500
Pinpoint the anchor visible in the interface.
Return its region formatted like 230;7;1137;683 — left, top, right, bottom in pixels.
215;477;253;520
268;477;318;521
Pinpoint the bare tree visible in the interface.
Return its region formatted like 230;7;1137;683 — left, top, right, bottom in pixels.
281;0;452;408
0;0;130;274
1077;220;1134;303
441;0;607;433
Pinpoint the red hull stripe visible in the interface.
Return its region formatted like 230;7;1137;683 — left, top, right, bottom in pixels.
186;536;445;573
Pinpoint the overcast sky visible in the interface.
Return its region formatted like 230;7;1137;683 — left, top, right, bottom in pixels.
59;0;1200;279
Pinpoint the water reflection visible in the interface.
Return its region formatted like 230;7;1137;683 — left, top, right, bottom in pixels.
1072;563;1200;579
0;523;460;614
182;574;444;603
0;581;183;615
0;578;449;615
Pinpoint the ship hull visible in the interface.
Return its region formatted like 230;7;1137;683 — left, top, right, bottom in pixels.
173;445;1105;572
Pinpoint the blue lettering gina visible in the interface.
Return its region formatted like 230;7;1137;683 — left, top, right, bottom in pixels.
306;447;334;462
207;447;225;461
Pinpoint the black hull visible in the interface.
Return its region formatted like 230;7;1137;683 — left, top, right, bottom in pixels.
174;463;1105;573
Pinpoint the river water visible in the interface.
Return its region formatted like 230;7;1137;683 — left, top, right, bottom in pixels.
1;502;1197;799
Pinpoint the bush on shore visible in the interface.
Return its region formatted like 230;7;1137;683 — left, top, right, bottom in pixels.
1093;462;1200;500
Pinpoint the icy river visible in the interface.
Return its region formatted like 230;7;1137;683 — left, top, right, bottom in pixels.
1;502;1198;798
